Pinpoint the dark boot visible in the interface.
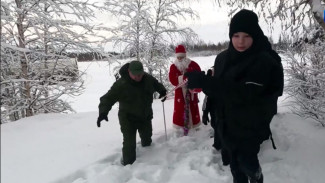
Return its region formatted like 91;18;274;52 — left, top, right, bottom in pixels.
231;169;249;183
249;173;263;183
121;153;136;165
141;140;152;147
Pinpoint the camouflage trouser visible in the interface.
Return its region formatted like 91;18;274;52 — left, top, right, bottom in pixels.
120;118;152;165
229;143;263;183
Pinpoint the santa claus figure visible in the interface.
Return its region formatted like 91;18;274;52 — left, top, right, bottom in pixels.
169;44;202;134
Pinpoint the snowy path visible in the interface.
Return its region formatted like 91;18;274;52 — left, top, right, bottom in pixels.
49;112;325;183
3;104;324;183
53;125;231;183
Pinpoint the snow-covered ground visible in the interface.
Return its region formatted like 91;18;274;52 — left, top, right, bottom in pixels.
2;56;325;183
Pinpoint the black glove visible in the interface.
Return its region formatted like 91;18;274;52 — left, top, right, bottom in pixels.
202;114;209;125
159;90;167;99
159;90;167;102
97;113;108;127
185;71;206;89
207;69;213;77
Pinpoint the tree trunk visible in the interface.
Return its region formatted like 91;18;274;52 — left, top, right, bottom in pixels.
43;3;50;113
15;0;33;117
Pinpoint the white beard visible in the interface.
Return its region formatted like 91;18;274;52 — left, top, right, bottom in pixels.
174;57;191;73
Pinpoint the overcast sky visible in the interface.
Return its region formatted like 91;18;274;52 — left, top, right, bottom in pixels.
95;1;282;51
175;1;282;44
182;1;230;43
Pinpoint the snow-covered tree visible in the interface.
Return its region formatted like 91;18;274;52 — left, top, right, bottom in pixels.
104;0;198;91
1;0;107;123
283;27;325;126
143;0;198;90
214;0;325;34
104;0;150;61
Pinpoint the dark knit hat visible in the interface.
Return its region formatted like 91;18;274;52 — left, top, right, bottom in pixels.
229;9;264;39
129;60;144;75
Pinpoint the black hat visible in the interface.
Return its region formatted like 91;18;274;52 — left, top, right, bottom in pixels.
229;9;264;40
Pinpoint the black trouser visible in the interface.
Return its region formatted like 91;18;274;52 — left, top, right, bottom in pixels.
211;113;221;150
120;118;152;165
228;142;263;183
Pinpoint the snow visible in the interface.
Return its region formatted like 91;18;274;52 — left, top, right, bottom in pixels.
2;56;325;183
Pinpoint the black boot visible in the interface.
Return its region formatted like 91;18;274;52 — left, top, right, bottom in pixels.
141;140;151;147
231;169;249;183
120;156;135;166
249;172;263;183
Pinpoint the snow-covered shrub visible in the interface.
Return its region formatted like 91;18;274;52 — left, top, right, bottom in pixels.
283;27;325;126
0;46;84;123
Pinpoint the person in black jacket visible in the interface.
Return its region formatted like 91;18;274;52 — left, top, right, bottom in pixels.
186;9;284;183
202;67;230;166
202;67;222;150
201;67;215;127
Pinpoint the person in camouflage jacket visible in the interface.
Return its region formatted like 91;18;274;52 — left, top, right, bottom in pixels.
97;60;167;165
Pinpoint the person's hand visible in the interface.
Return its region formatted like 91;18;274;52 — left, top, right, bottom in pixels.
185;71;205;89
159;90;167;99
202;114;209;125
178;77;188;88
207;69;213;77
97;113;108;127
159;90;167;102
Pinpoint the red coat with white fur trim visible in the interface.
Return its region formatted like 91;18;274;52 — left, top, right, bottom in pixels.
169;60;202;128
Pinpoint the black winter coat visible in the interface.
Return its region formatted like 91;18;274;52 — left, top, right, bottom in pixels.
206;48;283;149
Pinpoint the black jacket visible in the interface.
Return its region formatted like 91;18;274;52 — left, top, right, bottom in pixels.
205;46;283;149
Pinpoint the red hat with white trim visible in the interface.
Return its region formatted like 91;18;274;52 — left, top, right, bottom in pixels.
175;45;186;57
